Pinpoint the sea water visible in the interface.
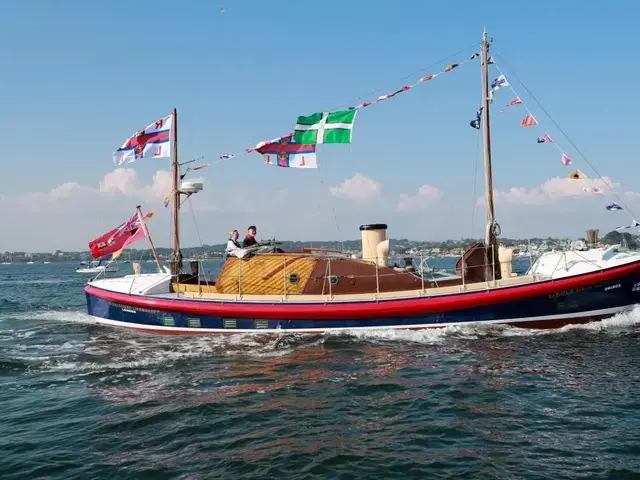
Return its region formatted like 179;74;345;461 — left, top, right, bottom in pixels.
0;262;639;479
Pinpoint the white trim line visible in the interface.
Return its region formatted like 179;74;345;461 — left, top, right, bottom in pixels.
89;305;629;334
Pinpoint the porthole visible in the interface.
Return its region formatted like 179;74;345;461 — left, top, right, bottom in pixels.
329;275;340;285
289;273;300;285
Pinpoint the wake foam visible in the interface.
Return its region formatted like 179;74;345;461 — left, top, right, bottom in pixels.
1;305;638;376
0;310;96;325
330;305;640;343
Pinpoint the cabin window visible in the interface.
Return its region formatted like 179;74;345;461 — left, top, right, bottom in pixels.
289;273;300;285
255;319;268;329
223;319;237;329
188;318;201;328
163;317;175;327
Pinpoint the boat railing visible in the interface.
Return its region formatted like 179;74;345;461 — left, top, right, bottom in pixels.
217;244;529;299
178;240;627;298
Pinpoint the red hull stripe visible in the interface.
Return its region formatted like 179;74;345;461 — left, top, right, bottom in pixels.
85;259;640;320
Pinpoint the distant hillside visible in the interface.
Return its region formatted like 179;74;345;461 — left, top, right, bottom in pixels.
2;230;635;263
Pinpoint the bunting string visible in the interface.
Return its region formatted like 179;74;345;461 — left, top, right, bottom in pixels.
489;60;639;229
492;52;638;229
493;64;573;166
215;50;481;162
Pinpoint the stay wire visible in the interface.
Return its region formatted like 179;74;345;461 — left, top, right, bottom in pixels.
494;50;638;221
187;196;205;250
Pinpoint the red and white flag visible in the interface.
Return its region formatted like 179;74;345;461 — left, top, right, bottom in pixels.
113;114;172;166
89;211;153;259
520;114;538;127
499;97;522;113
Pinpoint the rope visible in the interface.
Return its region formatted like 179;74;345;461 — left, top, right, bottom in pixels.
493;51;637;221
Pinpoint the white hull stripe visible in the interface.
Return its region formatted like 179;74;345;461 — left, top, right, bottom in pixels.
89;305;629;334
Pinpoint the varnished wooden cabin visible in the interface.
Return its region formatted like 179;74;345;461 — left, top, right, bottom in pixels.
173;224;502;296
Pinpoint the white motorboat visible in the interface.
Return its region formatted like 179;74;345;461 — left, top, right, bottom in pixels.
76;259;118;274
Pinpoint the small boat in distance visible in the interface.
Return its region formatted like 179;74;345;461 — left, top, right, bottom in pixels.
85;29;640;334
76;257;118;274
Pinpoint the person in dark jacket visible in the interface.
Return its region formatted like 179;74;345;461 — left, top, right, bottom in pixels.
242;225;258;247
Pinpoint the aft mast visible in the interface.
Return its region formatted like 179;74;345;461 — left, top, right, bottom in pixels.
170;107;182;278
481;28;497;281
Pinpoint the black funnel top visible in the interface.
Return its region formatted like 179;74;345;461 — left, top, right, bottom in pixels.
359;224;388;231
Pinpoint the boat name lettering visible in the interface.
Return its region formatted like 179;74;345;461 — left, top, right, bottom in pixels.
633;282;640;292
111;302;158;315
548;286;591;299
603;283;621;291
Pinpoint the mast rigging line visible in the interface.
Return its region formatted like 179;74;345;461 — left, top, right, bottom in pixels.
177;43;483;171
493;51;638;222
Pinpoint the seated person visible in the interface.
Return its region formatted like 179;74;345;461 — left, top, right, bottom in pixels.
242;225;258;247
226;230;241;256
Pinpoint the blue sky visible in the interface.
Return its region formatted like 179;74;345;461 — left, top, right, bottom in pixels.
1;0;639;251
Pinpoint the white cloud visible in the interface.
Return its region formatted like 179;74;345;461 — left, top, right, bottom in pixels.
329;173;381;201
99;168;172;202
0;169;196;251
479;176;620;206
396;184;444;212
3;168;638;253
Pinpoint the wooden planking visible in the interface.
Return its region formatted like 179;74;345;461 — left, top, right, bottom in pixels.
215;254;318;295
173;283;218;294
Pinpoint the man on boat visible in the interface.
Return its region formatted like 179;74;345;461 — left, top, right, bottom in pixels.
242;225;258;248
226;230;241;257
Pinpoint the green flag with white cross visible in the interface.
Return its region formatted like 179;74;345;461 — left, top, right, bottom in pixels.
293;110;357;144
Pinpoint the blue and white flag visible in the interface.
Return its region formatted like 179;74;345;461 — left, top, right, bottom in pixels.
606;203;623;211
491;74;509;92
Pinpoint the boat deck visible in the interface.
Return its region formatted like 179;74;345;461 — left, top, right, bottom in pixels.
169;273;541;303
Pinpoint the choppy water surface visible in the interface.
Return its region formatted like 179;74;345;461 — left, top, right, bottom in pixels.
0;263;639;479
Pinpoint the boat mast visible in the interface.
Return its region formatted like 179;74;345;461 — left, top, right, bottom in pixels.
481;28;497;281
170;107;182;278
